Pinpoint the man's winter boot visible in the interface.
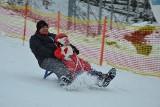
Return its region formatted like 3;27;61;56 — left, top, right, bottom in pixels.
92;68;116;87
59;74;73;86
102;68;116;87
59;76;72;86
90;69;109;87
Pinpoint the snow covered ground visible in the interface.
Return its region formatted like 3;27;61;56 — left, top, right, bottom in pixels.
0;34;160;107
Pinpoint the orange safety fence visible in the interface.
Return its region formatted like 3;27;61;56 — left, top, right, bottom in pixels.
0;2;160;77
104;22;160;77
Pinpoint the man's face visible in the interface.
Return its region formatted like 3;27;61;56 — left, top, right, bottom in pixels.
39;26;49;35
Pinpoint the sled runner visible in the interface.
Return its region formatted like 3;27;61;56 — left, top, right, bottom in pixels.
43;70;54;79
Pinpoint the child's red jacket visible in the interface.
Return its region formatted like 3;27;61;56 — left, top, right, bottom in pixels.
54;46;91;75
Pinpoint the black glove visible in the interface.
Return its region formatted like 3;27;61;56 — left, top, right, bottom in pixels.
70;44;79;55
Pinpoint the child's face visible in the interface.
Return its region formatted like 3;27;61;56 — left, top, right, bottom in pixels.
63;41;70;46
62;37;70;46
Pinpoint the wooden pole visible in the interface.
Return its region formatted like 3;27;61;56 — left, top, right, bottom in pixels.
23;3;28;46
100;17;107;66
57;11;60;34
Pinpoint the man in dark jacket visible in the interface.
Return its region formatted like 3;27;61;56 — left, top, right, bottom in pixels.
30;20;116;87
30;20;75;86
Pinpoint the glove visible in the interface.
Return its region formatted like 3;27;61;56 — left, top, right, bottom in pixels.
64;56;71;60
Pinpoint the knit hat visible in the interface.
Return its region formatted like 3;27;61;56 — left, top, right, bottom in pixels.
36;20;48;32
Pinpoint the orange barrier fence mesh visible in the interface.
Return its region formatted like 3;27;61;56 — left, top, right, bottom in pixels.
0;3;24;39
0;3;160;77
104;21;160;77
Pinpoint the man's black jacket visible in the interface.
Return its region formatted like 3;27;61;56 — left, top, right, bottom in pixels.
29;32;79;66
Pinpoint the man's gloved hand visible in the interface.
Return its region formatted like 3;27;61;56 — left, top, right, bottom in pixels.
64;56;71;60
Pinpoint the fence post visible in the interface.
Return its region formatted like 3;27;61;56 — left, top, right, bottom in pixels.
100;17;107;66
57;11;60;35
23;3;28;46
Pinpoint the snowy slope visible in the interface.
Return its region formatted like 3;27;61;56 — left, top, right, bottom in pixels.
0;35;160;107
